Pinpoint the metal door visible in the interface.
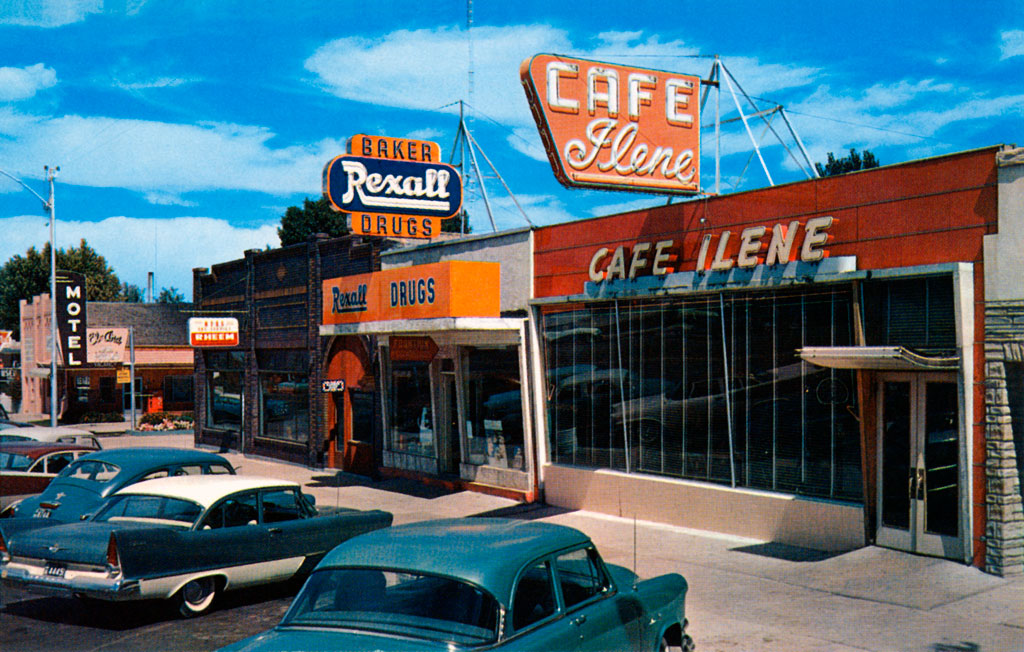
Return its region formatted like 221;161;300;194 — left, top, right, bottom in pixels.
876;373;962;559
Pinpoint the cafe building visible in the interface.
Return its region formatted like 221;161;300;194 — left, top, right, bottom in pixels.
530;145;1024;575
319;228;537;500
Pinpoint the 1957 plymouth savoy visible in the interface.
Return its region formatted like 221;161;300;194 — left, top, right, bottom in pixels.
0;475;393;616
217;518;694;651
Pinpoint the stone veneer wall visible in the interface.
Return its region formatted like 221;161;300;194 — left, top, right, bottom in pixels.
983;301;1024;576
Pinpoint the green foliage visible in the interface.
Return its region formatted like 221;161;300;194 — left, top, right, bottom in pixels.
157;286;186;304
120;282;144;302
440;209;472;234
815;148;880;177
277;197;349;247
79;411;125;423
0;239;126;337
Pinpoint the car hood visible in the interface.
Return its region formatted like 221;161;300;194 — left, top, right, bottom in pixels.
7;521;130;564
219;628;465;652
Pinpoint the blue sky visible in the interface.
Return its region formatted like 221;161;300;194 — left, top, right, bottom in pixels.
1;0;1022;294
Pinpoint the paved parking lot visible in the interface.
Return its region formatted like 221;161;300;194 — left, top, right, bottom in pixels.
2;432;1022;651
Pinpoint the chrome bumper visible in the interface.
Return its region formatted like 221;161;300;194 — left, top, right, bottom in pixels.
1;563;141;601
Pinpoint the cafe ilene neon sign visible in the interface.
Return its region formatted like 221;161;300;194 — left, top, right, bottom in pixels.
588;217;834;282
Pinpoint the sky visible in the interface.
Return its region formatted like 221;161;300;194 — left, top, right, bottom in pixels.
0;0;1022;296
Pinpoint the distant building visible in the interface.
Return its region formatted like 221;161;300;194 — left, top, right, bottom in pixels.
19;297;194;422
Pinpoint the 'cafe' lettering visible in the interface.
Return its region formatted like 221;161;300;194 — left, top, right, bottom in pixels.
589;216;834;282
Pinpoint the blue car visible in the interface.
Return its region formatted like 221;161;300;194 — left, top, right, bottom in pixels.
0;447;234;521
218;518;693;651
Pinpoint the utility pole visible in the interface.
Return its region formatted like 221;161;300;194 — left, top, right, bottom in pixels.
0;165;59;426
46;165;59;428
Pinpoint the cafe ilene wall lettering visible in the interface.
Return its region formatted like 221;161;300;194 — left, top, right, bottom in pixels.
521;54;701;195
588;216;834;282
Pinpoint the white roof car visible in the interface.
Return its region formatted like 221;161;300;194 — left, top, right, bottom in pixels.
114;475;301;510
0;426;101;449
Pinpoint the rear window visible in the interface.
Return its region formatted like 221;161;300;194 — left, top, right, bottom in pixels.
96;494;202;527
58;459;120;484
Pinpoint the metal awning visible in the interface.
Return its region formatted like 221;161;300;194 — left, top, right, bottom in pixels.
798;346;960;371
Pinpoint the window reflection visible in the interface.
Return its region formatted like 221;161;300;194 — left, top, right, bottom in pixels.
543;288;863;502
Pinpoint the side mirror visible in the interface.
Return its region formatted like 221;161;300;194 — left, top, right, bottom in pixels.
302;493;316;507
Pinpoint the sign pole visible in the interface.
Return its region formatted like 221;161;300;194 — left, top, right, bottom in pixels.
46;167;59;427
129;325;136;431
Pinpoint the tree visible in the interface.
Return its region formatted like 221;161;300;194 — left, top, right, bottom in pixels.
120;282;144;303
0;239;125;337
277;197;348;246
815;148;880;177
157;287;186;304
440;209;472;235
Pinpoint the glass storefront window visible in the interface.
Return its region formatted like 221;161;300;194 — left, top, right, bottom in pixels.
206;351;245;430
543;287;863;502
465;348;524;470
389;361;434;457
257;350;309;444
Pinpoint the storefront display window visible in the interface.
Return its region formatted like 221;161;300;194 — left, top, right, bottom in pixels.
389;361;434;457
206;351;245;430
465;348;524;470
543;287;863;502
258;350;309;444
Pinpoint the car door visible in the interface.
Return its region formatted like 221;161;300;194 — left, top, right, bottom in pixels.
257;486;321;576
504;558;581;649
174;489;272;586
553;547;643;652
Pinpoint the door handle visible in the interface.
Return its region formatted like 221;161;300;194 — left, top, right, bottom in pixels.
915;467;926;501
268;527;283;534
572;614;587;626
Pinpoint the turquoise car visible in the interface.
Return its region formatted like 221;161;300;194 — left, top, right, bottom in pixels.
218;518;694;651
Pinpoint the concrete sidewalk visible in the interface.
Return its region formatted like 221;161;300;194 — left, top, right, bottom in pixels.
102;432;1024;652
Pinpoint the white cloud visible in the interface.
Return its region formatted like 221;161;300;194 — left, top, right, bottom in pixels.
0;64;57;102
0;214;278;294
0;108;344;195
1000;29;1024;60
0;0;102;27
306;25;573;127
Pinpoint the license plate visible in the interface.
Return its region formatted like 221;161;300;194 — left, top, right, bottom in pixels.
33;508;51;519
45;563;66;578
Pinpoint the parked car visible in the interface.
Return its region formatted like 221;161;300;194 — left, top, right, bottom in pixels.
0;475;393;617
0;447;234;521
0;441;97;508
0;425;102;449
0;403;37;429
217;518;693;651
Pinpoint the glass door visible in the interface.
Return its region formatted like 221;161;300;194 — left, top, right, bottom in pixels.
876;373;962;559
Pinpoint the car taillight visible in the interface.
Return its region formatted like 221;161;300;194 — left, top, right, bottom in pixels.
0;533;9;563
106;534;121;576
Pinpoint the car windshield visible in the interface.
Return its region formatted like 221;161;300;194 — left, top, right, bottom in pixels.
282;568;500;645
94;494;202;527
55;459;121;484
0;451;32;470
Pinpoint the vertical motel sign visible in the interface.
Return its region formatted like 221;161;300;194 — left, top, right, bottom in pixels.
521;54;701;195
55;271;87;366
323;134;463;239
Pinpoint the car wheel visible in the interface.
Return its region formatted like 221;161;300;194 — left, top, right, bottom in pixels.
177;577;218;617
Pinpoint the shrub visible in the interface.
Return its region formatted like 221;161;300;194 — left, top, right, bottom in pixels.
79;411;125;423
137;411;193;431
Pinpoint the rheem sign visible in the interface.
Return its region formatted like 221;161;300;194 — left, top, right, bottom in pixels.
521;54;700;195
188;317;239;347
